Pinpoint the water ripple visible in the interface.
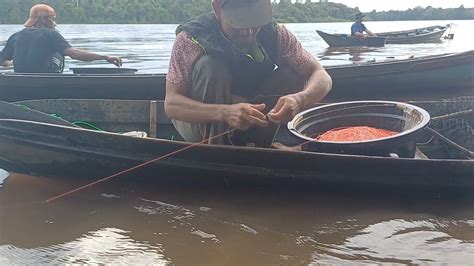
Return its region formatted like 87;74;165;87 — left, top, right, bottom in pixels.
0;228;168;264
0;169;9;188
307;219;474;264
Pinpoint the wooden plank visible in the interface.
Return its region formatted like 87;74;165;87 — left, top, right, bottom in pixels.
149;100;158;138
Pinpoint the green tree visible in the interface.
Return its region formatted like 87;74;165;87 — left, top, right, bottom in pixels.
0;0;472;24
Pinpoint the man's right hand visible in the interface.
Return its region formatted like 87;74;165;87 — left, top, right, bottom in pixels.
105;56;123;67
221;103;269;130
0;60;13;67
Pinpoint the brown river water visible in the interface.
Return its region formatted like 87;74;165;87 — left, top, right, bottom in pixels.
1;20;474;263
1;170;473;264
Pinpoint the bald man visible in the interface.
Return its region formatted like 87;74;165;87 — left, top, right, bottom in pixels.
165;0;332;146
0;4;122;73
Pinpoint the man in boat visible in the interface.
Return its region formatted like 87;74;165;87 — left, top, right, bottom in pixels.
351;12;377;38
0;4;122;73
165;0;332;146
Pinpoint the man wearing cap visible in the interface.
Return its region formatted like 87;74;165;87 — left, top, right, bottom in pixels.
351;12;377;38
0;4;122;73
165;0;332;146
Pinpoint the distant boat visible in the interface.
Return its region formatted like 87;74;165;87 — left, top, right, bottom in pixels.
316;30;387;47
377;25;450;44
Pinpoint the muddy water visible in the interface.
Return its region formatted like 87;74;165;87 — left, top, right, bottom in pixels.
1;172;473;264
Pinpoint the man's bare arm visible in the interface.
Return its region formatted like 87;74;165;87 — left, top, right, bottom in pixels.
164;81;224;123
365;29;377;37
164;81;268;130
354;31;365;37
64;47;122;67
267;57;332;123
297;56;333;107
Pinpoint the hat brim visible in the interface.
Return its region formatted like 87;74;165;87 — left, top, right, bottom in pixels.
24;17;39;27
356;15;366;19
222;0;272;29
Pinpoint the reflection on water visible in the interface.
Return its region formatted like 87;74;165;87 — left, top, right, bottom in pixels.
309;219;474;264
1;20;472;73
0;169;8;188
320;47;381;63
0;228;168;264
0;172;473;264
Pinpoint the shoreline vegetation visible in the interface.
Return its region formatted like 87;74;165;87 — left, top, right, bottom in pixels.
0;0;473;24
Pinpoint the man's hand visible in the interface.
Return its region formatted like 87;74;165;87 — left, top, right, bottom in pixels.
105;56;122;67
267;94;304;125
222;103;269;130
0;60;13;67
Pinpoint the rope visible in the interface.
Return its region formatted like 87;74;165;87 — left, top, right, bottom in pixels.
72;121;105;131
45;129;234;203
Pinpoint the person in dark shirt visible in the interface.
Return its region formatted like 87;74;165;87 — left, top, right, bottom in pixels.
351;12;376;38
0;4;122;73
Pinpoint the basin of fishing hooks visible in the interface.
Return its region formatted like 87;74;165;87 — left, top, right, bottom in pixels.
287;101;430;157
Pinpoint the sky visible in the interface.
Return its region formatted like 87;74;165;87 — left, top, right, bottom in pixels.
311;0;474;12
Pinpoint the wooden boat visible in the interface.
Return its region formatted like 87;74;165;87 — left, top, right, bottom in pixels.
0;72;166;101
316;30;387;47
0;98;472;189
325;50;474;101
0;66;14;71
0;51;472;102
318;25;449;46
377;25;449;44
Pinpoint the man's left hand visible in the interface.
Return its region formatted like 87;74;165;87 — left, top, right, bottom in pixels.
267;93;305;125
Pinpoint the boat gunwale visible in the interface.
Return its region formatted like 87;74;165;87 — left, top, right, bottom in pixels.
0;118;471;164
377;25;448;36
316;30;387;47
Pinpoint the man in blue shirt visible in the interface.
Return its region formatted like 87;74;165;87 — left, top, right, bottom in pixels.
351;12;376;38
0;4;122;73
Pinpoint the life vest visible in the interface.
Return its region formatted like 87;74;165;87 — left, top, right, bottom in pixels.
177;13;279;98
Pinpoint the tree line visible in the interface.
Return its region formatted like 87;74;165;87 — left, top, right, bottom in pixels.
0;0;472;24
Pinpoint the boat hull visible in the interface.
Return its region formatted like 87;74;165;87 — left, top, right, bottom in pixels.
0;119;472;188
0;51;472;102
0;98;472;188
378;25;449;44
325;50;474;100
384;29;446;44
316;30;387;47
0;73;166;102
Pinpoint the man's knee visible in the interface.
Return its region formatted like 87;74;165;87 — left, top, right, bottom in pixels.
193;55;230;78
191;55;232;104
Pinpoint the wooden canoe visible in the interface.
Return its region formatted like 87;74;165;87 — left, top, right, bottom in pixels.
0;98;472;189
316;30;387;47
0;51;472;102
377;25;449;44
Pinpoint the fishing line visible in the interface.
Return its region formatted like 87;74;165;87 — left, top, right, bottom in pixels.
45;120;319;203
45;129;234;203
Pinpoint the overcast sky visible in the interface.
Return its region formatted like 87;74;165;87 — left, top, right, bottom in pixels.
312;0;473;12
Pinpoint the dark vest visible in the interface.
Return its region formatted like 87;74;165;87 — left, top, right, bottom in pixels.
177;13;279;98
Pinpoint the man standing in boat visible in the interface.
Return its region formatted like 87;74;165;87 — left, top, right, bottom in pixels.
0;4;122;73
165;0;332;146
351;12;377;38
